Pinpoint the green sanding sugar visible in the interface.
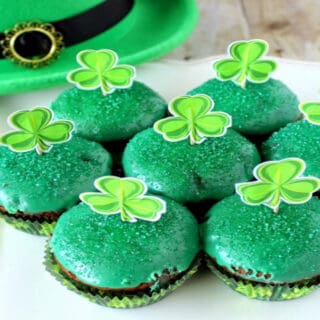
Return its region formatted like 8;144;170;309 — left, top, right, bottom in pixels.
50;199;200;288
262;120;320;177
201;194;320;283
188;78;300;135
0;136;112;214
122;128;261;203
50;81;167;142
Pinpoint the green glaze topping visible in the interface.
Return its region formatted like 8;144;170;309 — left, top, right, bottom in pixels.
80;176;166;222
236;158;320;213
122;128;260;203
201;194;320;283
188;78;300;136
262;120;320;178
50;81;167;142
67;49;136;96
299;102;320;125
154;94;231;145
0;136;112;214
0;107;73;155
213;39;277;88
50;199;200;288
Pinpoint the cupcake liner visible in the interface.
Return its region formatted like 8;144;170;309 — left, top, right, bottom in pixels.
44;242;200;308
0;211;56;236
206;257;319;301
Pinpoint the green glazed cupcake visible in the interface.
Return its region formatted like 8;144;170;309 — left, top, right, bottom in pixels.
122;128;260;203
188;39;299;136
201;158;320;301
51;50;167;143
262;120;320;177
46;176;200;308
188;78;300;136
0;107;112;235
201;195;320;301
51;82;167;142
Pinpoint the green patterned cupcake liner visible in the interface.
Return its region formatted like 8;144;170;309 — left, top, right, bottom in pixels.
206;257;319;301
44;242;200;308
0;211;56;236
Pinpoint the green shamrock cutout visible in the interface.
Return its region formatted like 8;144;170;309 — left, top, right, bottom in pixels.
80;176;166;222
154;94;232;145
213;39;277;88
67;49;136;95
0;107;74;155
299;102;320;125
236;158;320;213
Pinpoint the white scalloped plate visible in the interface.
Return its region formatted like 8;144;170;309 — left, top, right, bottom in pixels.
1;57;320;320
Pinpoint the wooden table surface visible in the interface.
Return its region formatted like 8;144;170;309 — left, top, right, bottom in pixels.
167;0;320;61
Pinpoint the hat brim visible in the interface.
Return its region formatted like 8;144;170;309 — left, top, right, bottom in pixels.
0;0;198;95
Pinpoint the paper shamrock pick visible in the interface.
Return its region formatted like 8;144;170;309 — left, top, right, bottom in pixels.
80;176;166;223
236;158;320;213
0;107;74;155
67;49;136;96
213;39;277;88
299;102;320;125
154;94;231;145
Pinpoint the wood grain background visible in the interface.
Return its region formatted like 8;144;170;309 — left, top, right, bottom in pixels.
167;0;320;61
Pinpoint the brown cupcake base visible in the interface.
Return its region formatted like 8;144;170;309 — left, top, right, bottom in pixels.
206;256;319;301
44;241;201;308
0;206;61;236
55;254;180;294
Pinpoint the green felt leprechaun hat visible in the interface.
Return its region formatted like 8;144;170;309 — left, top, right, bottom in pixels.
0;0;198;95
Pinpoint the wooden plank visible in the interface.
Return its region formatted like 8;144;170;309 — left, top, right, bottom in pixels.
241;0;320;60
167;0;249;60
167;0;320;61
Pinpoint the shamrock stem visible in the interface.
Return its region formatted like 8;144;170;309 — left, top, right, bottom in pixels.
36;145;43;156
120;208;131;221
237;71;247;89
37;138;52;155
190;126;202;145
100;78;111;96
268;190;280;212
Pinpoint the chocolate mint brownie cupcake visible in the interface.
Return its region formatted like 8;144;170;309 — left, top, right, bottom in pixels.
51;49;167;143
201;158;320;300
189;40;299;136
123;94;260;203
0;107;112;235
46;176;200;308
263;102;320;178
